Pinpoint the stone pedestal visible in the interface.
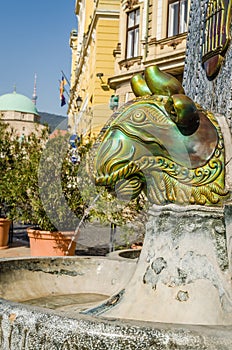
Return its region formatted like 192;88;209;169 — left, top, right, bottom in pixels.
102;205;232;325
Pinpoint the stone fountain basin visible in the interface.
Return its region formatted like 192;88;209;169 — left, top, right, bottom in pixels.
0;256;136;313
1;256;232;349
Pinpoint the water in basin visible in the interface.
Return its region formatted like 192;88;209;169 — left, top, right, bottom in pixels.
21;293;109;312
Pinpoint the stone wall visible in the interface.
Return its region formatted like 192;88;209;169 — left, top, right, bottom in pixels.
183;0;232;127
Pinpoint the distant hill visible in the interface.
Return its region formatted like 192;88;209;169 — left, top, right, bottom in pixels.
39;112;68;133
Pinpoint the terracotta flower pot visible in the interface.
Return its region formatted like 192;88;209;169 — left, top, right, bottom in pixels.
0;218;11;249
27;229;77;256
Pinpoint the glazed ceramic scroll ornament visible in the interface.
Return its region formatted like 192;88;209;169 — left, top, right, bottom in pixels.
94;65;229;206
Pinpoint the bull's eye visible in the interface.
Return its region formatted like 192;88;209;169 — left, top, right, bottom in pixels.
131;109;146;123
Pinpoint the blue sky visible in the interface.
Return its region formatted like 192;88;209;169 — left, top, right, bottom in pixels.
0;1;77;116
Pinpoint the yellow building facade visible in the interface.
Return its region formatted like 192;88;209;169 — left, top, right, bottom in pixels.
110;0;189;106
69;0;189;139
68;0;120;140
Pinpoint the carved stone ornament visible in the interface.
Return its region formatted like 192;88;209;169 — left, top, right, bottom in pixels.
125;0;139;10
119;56;142;70
202;0;231;80
95;65;229;206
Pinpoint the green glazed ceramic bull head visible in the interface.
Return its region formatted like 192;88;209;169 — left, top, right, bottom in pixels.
94;65;228;206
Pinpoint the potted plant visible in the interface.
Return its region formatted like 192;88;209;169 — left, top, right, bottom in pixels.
0;122;19;249
2;124;88;256
26;131;90;256
26;132;86;256
0;204;11;249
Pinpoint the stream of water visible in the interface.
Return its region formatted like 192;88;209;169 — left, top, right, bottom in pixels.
66;192;102;254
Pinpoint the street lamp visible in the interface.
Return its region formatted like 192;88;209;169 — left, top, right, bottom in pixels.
76;95;83;111
74;95;83;135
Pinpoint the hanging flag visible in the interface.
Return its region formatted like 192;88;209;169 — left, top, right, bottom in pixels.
61;94;66;107
60;76;67;106
61;70;70;86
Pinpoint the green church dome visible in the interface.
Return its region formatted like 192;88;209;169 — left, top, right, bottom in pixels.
0;92;39;116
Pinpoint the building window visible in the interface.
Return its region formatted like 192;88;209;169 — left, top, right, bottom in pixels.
168;0;188;37
126;8;140;59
